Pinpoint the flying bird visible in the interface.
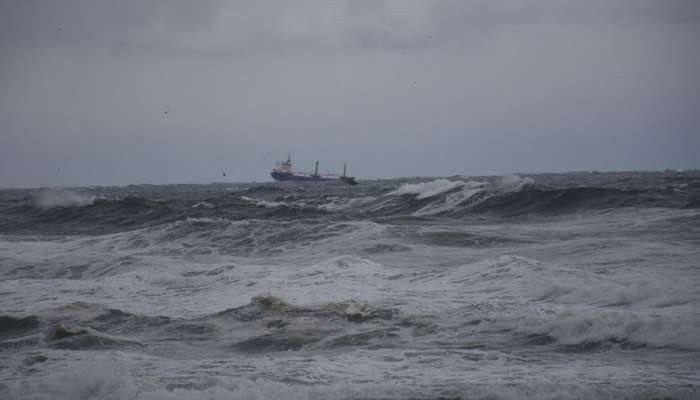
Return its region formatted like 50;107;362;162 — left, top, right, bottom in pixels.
163;109;170;115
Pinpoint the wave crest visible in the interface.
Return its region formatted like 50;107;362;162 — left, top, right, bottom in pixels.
216;294;396;323
34;188;96;210
384;175;534;217
515;309;700;351
388;179;467;200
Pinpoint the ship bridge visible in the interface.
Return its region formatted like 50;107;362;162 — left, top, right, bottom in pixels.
273;155;292;173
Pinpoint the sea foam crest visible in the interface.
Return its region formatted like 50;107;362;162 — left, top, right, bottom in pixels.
34;188;97;210
412;182;488;216
191;201;215;209
317;196;377;212
240;195;286;208
387;175;533;216
388;179;465;200
515;308;700;351
497;174;534;191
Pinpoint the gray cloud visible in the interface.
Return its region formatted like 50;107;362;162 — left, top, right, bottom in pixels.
4;1;699;55
1;1;699;187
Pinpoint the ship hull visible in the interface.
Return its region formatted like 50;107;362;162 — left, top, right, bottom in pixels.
271;171;335;182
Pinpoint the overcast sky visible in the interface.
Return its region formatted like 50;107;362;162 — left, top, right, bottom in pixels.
1;0;699;187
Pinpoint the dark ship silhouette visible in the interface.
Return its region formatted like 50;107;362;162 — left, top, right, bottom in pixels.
271;155;357;185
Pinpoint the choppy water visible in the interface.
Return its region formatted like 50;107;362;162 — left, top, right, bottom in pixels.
1;171;699;399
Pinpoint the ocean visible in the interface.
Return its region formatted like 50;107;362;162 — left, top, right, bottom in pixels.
1;171;699;399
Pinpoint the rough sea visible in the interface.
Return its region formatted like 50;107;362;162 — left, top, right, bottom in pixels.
1;171;699;399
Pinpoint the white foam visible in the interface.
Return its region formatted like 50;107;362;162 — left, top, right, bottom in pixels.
240;195;288;208
3;355;139;400
240;196;307;209
317;196;376;211
387;179;465;200
4;351;697;400
34;188;97;209
183;216;227;224
191;201;215;209
413;183;486;216
386;176;534;216
514;307;700;350
497;174;534;190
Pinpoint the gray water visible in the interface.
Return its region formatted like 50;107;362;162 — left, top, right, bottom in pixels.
1;171;699;399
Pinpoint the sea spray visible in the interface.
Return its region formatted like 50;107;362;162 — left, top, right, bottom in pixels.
34;187;97;209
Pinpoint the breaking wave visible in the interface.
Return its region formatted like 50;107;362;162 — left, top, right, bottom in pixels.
382;175;533;216
514;309;700;351
3;173;697;236
379;175;689;217
34;188;97;209
2;171;700;398
388;178;469;200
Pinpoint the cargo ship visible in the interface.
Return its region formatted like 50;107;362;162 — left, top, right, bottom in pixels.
271;155;357;185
